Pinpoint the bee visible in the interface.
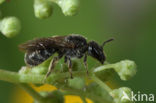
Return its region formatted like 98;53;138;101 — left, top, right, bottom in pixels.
19;34;114;78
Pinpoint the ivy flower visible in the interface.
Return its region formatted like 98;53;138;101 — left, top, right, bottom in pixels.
34;0;53;19
110;87;133;103
0;17;21;38
54;0;80;16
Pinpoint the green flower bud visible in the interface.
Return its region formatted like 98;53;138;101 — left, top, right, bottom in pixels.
0;0;5;4
56;0;80;16
110;87;133;103
114;60;137;81
0;17;21;38
34;0;53;19
68;77;85;89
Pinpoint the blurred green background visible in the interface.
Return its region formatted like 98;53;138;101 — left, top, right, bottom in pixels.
0;0;156;103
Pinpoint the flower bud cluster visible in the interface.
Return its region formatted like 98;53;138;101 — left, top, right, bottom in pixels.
0;17;21;38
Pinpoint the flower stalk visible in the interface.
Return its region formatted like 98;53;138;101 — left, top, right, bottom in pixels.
0;60;137;103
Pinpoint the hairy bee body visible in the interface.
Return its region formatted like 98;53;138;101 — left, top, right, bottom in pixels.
25;48;56;66
22;35;88;66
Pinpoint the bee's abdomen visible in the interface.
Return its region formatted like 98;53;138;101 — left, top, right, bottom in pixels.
24;48;56;66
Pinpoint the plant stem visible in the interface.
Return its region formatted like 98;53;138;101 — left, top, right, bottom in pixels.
93;64;114;73
92;75;112;92
0;69;20;83
0;62;117;84
0;69;88;84
19;83;45;102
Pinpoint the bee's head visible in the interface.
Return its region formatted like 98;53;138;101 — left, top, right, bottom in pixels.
87;38;114;64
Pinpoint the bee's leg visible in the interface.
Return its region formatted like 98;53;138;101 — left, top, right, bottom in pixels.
84;54;88;75
64;56;68;64
45;55;63;79
45;57;58;79
67;57;73;79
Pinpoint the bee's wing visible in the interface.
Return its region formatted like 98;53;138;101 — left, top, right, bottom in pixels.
19;36;74;52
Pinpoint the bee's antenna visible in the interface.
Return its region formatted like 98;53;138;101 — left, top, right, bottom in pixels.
102;38;114;48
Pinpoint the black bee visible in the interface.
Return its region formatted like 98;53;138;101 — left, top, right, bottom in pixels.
19;34;113;78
